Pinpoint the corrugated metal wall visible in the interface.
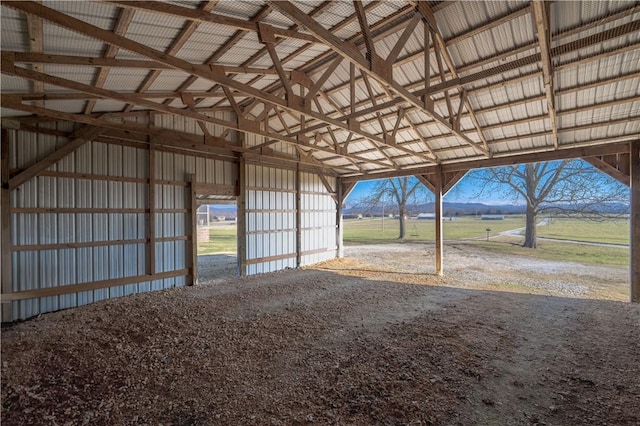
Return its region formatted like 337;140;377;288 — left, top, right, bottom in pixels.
5;111;339;321
244;163;337;275
299;171;337;265
7;126;236;321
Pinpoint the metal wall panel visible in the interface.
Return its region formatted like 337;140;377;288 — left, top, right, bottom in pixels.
7;129;237;321
243;164;337;276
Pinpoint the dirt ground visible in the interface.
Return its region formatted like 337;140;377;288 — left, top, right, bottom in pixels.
2;242;639;425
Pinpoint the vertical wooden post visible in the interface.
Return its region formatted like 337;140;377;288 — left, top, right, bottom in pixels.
237;156;247;276
295;165;302;267
147;139;156;275
434;166;443;276
336;179;344;258
1;129;13;322
188;174;197;286
631;141;640;303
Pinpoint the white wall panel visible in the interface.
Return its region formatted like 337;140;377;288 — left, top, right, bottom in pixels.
7;129;236;321
242;164;337;275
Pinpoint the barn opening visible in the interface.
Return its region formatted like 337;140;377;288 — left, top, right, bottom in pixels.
196;200;238;284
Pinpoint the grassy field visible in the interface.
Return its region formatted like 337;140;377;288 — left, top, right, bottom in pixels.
536;217;629;245
343;215;630;267
197;224;237;254
343;216;525;244
469;238;629;267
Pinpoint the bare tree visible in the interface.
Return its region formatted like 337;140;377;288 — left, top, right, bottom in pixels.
469;160;628;248
360;177;430;239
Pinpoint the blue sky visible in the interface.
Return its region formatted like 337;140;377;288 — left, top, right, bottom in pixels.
347;175;506;204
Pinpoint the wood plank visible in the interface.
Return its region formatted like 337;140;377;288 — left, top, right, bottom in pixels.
26;12;44;107
189;174;197;286
434;166;443;276
148;140;156;275
1;129;12;321
85;7;135;114
109;1;317;43
9;125;105;189
631;140;640;303
237;156;247;276
341;142;632;182
296;165;302;267
12;238;147;252
0;269;189;302
584;156;630;186
336;179;344;258
532;0;558;149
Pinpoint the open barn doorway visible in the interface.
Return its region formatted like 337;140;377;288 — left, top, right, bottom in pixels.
195;191;238;284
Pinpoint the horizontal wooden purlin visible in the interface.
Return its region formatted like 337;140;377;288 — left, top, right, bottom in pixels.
12;238;147;252
11;208;149;214
1;269;190;302
245;252;296;265
12;91;236;102
301;247;338;257
192;183;237;197
0;97;357;175
108;1;318;43
33;170;148;184
11;51;287;77
341;141;633;182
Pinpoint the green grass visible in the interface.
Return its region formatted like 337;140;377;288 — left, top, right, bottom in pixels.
469;238;629;267
344;215;630;267
197;225;237;254
536;217;629;245
343;216;525;244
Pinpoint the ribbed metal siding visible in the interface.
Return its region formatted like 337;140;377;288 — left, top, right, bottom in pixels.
299;172;337;266
7;128;236;321
243;163;337;275
245;164;297;275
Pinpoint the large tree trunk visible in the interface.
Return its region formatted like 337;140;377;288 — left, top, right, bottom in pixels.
523;205;537;248
398;204;406;239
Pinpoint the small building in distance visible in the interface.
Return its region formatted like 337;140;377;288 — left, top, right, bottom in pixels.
416;213;435;220
481;214;505;220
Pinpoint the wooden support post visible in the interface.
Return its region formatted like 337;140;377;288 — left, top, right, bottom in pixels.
434;165;443;276
188;173;197;286
148;140;156;275
296;164;302;267
336;179;344;258
631;140;640;302
1;129;13;322
237;156;247;276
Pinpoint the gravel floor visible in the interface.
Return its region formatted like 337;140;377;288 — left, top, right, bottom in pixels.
2;242;638;425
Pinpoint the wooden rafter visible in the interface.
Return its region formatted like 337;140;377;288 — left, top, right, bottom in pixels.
5;2;408;158
108;1;316;43
25;9;44;107
85;7;135;114
167;4;273;108
532;0;558;149
0;94;390;174
269;1;489;158
123;0;218;113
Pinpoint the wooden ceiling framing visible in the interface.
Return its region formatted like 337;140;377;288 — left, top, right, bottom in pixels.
1;0;638;180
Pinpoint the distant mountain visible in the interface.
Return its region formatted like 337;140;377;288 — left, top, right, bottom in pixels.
344;201;526;216
345;200;629;217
